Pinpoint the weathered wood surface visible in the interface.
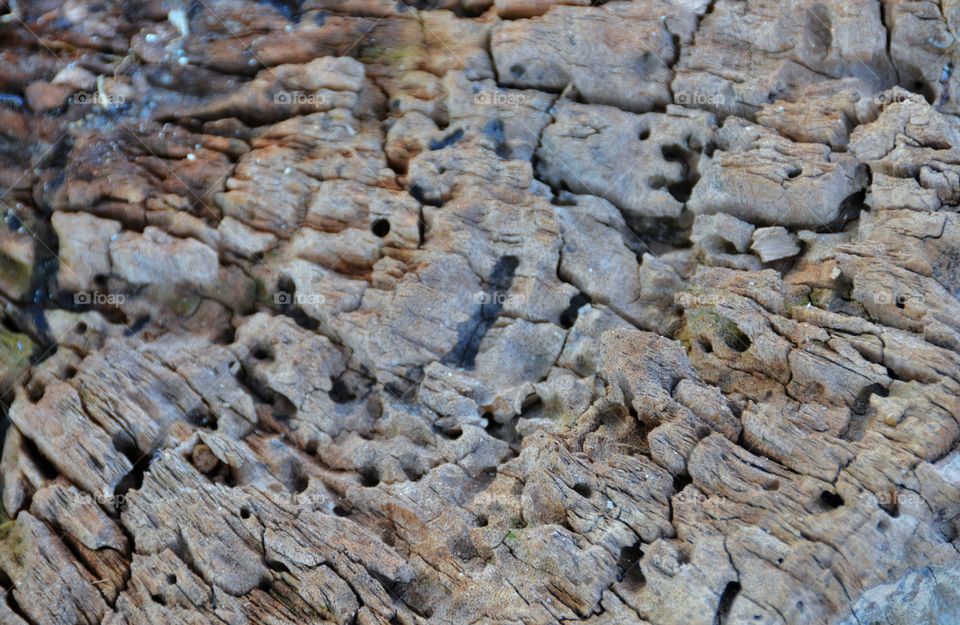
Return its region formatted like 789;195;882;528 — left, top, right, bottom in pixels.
0;1;957;624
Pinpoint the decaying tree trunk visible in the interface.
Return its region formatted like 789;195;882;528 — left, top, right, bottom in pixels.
0;1;958;624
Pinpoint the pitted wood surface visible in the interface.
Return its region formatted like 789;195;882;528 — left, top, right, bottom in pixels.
0;1;957;624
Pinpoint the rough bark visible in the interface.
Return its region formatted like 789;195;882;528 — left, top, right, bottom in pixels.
0;1;957;625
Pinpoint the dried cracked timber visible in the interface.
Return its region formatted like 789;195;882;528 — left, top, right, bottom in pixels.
0;1;957;624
